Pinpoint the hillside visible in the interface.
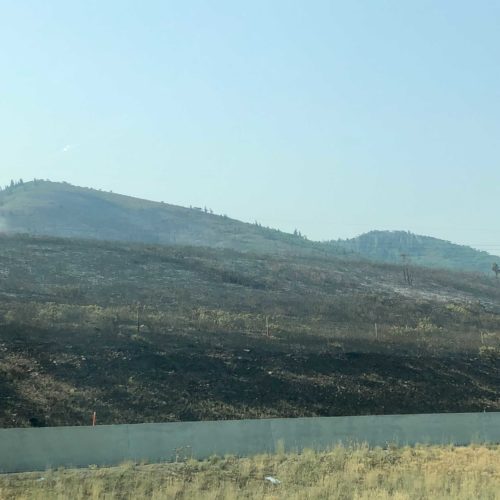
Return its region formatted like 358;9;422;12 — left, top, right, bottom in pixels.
332;230;499;274
0;180;325;256
0;234;498;428
1;181;499;276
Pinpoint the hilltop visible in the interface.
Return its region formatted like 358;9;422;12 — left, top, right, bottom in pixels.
1;180;499;275
0;233;498;427
0;180;325;256
332;230;499;275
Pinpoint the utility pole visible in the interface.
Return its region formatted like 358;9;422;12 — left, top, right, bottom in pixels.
137;303;141;334
492;263;499;279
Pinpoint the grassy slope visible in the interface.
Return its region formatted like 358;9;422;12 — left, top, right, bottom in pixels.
0;234;499;428
2;181;499;276
0;180;326;255
1;445;499;499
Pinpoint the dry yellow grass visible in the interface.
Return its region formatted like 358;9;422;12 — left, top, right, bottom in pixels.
0;444;499;499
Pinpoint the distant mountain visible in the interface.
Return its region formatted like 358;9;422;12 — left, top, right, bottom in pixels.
331;230;499;274
0;180;326;256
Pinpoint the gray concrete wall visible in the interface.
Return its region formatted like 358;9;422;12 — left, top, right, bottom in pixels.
1;412;499;473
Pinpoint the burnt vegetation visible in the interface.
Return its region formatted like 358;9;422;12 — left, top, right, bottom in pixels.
0;234;499;428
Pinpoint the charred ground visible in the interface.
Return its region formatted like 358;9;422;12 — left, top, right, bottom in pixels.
0;234;498;427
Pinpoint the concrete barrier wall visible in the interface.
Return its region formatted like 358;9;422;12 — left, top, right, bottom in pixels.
1;412;499;473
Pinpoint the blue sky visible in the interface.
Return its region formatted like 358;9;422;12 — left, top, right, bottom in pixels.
1;1;499;250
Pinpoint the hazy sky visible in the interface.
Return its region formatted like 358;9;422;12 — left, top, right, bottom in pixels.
1;1;499;251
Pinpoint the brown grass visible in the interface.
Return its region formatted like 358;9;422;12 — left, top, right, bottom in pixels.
1;444;499;499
